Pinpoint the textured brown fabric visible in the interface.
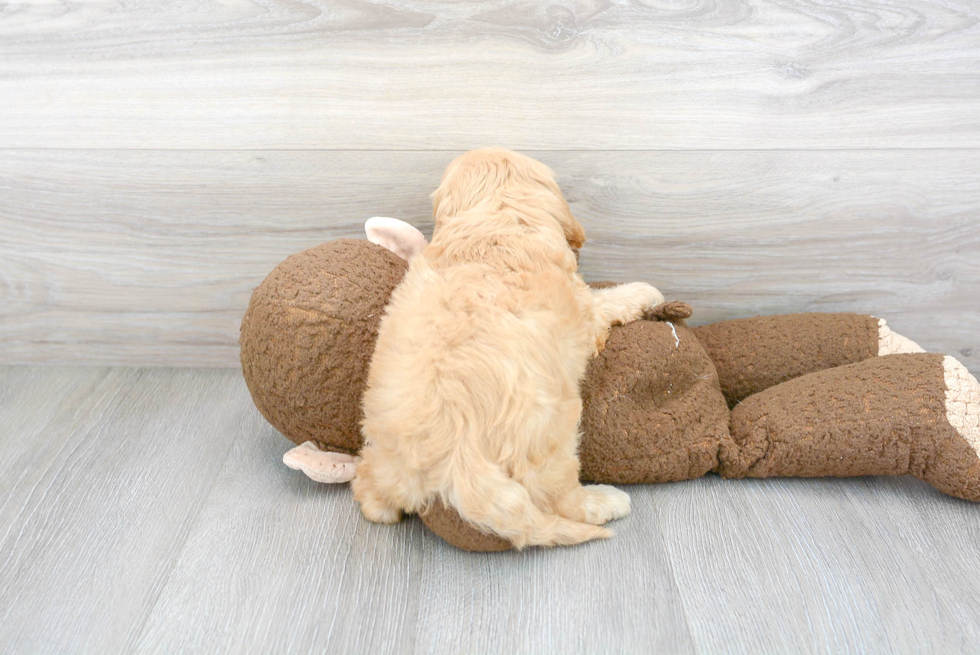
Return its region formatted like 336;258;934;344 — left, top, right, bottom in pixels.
644;301;693;322
240;239;408;453
242;258;978;552
723;353;980;502
693;313;880;408
419;501;513;552
579;317;733;484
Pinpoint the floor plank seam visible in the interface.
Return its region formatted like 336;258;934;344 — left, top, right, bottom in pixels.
123;377;246;653
648;494;701;655
0;369;116;583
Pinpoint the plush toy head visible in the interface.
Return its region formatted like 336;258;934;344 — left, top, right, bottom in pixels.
240;239;408;455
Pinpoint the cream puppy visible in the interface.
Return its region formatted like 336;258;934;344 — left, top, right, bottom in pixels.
353;149;664;548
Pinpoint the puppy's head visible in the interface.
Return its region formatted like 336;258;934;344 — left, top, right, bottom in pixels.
431;148;586;250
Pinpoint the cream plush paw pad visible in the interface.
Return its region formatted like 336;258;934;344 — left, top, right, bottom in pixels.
944;356;980;457
878;318;926;356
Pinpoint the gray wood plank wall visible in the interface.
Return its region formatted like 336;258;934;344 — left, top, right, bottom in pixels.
1;1;977;371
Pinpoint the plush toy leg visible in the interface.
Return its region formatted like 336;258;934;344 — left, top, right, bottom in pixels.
720;353;980;502
282;441;359;483
693;313;924;407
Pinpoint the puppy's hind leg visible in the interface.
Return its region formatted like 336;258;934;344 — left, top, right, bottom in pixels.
589;282;665;354
534;434;631;525
351;448;405;524
450;454;612;549
556;484;631;525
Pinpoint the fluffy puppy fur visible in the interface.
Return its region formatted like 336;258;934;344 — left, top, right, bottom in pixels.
353;148;664;548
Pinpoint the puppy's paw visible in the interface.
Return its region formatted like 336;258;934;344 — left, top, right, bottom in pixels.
352;472;405;524
622;282;666;313
358;500;403;525
593;282;666;328
592;327;610;357
569;485;631;525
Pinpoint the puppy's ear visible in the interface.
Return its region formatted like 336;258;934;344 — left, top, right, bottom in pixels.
525;159;586;249
431;155;486;231
433;149;530;227
545;193;585;249
560;206;586;250
430;169;456;228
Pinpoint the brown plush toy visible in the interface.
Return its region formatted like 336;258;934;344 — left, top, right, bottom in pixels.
241;218;980;552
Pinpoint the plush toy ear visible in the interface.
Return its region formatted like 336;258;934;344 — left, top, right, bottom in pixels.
365;217;428;261
283;441;359;483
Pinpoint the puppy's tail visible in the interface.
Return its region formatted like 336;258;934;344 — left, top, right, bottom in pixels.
447;454;611;549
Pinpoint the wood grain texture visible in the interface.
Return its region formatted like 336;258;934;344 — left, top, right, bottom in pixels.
2;149;977;372
4;366;980;653
656;475;980;653
135;407;695;655
0;367;247;654
135;415;429;655
411;489;695;655
1;0;978;149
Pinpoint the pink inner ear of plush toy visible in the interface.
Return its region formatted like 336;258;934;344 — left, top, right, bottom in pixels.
365;217;428;261
283;441;358;483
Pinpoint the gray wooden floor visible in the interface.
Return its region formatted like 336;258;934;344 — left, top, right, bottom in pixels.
4;1;980;652
3;365;980;654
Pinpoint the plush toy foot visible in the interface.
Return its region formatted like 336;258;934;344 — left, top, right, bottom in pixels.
365;216;428;261
723;353;980;502
877;318;926;355
282;441;359;483
942;355;980;480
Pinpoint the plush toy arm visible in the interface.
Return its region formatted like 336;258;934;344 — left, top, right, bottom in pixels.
365;217;428;261
719;353;980;502
692;313;924;408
